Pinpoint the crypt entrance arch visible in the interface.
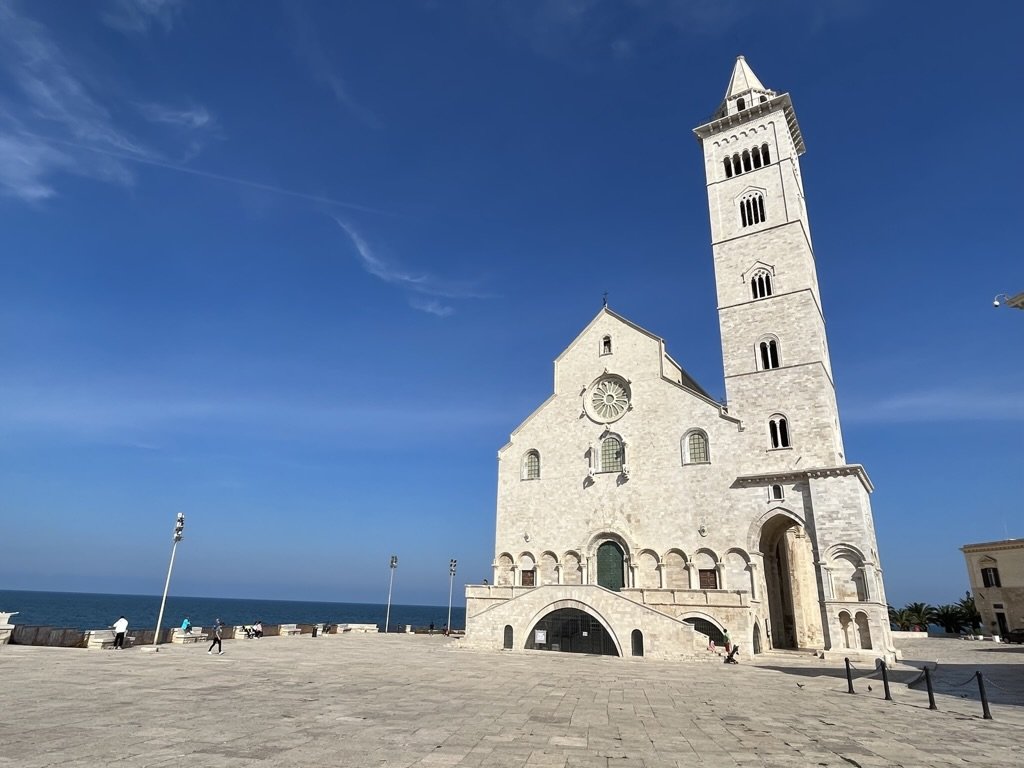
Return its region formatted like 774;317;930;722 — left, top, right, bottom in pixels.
754;510;824;650
524;604;620;656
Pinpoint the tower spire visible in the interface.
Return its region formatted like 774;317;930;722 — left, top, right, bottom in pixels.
724;55;766;100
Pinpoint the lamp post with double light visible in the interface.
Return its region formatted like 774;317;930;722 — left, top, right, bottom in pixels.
446;559;457;635
993;292;1024;310
384;555;398;633
153;512;185;649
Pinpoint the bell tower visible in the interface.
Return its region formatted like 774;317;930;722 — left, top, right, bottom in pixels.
694;56;844;470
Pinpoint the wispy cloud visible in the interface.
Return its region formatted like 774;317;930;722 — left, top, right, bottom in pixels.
138;102;213;129
284;4;380;128
333;217;489;316
845;386;1024;424
0;1;211;201
101;0;184;34
0;380;509;440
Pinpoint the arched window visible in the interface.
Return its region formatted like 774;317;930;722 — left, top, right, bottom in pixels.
503;625;513;649
522;450;540;480
742;150;752;173
750;269;773;299
732;154;741;176
758;338;780;370
769;415;791;449
600;335;612;355
737;97;746;111
759;95;768;104
631;629;644;657
770;484;784;501
600;436;623;473
723;158;732;179
683;430;710;464
761;143;771;164
740;193;766;228
752;145;762;168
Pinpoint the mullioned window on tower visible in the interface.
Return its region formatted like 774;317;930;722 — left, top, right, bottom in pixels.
740;193;766;227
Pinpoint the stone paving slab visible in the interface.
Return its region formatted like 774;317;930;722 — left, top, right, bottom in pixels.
0;634;1021;767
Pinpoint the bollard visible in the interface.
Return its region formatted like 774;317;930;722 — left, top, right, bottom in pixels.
924;667;937;711
976;671;993;720
845;658;855;694
881;660;893;701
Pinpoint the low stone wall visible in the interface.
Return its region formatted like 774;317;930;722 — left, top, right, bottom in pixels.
12;625;88;648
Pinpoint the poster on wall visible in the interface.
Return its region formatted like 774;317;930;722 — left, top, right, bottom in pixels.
534;629;547;645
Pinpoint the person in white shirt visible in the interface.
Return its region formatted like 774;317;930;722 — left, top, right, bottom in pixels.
111;616;128;649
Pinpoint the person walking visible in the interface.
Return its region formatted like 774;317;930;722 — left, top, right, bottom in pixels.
722;628;732;655
111;615;128;650
207;619;224;655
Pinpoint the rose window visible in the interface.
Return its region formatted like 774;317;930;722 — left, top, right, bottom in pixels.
586;376;631;423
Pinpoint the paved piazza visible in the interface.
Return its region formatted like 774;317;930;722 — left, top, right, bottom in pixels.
1;635;1021;767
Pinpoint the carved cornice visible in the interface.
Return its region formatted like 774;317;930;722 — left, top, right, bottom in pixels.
735;464;874;493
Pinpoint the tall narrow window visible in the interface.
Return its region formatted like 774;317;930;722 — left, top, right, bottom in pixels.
523;450;540;480
723;158;733;178
981;567;1001;588
740;193;766;228
732;154;741;176
752;145;762;168
601;335;612;355
751;270;774;299
770;484;784;501
742;150;752;172
600;436;623;473
736;97;746;111
769;415;791;449
758;338;780;370
761;143;771;164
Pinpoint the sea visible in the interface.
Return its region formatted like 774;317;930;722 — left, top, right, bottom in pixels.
0;589;465;632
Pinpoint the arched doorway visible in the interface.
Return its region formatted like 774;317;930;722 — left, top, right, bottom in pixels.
758;513;823;650
683;617;725;646
631;629;644;657
596;541;625;591
752;622;762;654
525;608;618;656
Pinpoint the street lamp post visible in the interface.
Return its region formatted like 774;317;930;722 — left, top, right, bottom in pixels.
384;555;398;633
153;513;185;649
447;559;457;635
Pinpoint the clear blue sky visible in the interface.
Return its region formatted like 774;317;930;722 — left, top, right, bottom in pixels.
1;0;1020;608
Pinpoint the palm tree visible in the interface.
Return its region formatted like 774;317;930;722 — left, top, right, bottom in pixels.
888;605;913;631
958;592;982;632
904;602;937;630
933;604;966;634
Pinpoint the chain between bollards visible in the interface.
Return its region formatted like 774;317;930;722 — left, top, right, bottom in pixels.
976;671;993;720
845;657;855;694
881;660;893;701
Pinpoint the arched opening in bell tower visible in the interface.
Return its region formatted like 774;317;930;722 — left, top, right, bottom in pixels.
758;514;823;650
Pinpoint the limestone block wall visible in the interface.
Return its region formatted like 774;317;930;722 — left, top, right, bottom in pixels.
463;584;710;661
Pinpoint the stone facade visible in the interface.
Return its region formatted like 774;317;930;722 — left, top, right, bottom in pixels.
962;539;1024;638
463;57;895;663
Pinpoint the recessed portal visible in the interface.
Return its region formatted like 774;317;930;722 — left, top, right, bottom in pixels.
596;541;625;591
759;514;823;649
526;608;619;656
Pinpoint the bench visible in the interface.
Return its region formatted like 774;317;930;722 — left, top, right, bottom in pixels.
171;627;208;644
86;630;137;649
278;624;302;637
335;623;379;634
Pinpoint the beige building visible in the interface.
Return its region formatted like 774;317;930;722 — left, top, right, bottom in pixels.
463;57;896;663
962;539;1024;637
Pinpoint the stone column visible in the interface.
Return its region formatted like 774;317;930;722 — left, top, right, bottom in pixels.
555;563;563;586
685;562;697;590
657;560;666;589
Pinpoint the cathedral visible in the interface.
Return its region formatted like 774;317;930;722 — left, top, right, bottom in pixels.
462;57;896;663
